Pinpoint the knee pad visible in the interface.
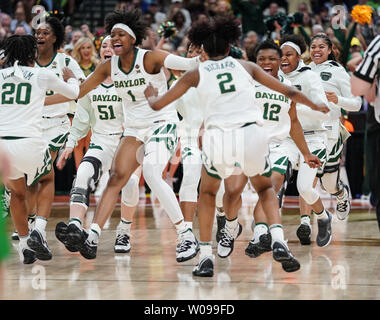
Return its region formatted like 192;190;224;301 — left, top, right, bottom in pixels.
70;157;102;207
320;167;342;195
81;156;102;189
297;177;319;205
121;174;140;207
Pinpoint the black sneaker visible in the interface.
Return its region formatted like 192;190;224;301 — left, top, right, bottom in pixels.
296;224;312;245
217;222;242;258
272;241;300;272
55;222;79;252
67;223;86;248
216;215;226;243
316;211;332;247
22;247;37;264
192;256;214;277
114;233;131;253
245;233;272;258
79;239;97;259
27;229;52;261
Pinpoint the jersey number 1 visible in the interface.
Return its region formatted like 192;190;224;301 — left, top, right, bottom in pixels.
1;83;32;105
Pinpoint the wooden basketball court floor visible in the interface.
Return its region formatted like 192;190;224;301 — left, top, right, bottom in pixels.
1;191;380;300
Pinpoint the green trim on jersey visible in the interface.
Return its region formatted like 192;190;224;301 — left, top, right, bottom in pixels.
0;136;27;140
30;148;52;186
36;52;58;68
100;83;114;89
118;48;139;76
49;132;69;152
261;156;272;178
271;156;288;175
89;143;103;151
181;146;194;161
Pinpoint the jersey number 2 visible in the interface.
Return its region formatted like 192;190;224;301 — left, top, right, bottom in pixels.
217;73;236;94
1;83;32;105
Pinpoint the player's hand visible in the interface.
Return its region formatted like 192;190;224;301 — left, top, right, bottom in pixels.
312;103;330;114
144;82;159;99
325;91;338;104
56;147;73;170
62;67;76;82
304;154;321;168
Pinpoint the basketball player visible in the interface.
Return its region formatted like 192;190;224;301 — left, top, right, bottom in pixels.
144;16;328;276
0;35;79;263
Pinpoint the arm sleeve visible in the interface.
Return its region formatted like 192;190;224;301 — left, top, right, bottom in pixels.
38;69;79;99
336;68;362;112
164;54;200;71
296;104;330;121
307;71;329;105
66;95;92;148
353;35;380;83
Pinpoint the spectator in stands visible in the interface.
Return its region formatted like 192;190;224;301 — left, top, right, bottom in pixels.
13;25;27;35
64;29;84;54
215;0;233;16
205;0;218;17
168;9;189;50
169;0;192;31
243;30;259;53
230;0;266;38
147;1;167;33
10;3;32;35
0;13;12;38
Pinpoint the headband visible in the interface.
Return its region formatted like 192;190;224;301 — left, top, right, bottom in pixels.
280;41;301;55
111;23;136;40
101;35;112;44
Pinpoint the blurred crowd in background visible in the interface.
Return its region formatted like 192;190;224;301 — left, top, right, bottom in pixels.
0;0;379;202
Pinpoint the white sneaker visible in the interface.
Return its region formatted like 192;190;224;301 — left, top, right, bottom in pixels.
176;229;199;263
114;225;131;253
217;222;242;258
336;184;351;220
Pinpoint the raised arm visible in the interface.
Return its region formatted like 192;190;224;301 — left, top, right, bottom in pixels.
144;69;199;110
241;60;330;113
44;59;110;106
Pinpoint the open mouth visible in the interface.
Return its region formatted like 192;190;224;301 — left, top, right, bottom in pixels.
263;67;273;73
313;54;322;58
113;43;122;49
37;41;45;46
104;55;112;59
281;62;290;68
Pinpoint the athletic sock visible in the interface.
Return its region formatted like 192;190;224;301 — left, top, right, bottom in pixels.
34;216;47;234
69;217;82;229
184;221;193;230
300;215;311;226
119;218;132;234
175;220;188;234
87;223;101;245
253;223;268;243
216;207;225;217
269;224;285;246
199;241;213;259
225;216;238;230
314;209;328;220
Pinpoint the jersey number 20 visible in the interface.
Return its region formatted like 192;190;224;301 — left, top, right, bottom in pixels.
1;83;32;105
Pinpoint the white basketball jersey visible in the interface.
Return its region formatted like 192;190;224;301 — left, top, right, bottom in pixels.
86;83;124;135
111;48;178;128
36;52;85;117
0;66;47;138
197;56;260;130
254;75;292;141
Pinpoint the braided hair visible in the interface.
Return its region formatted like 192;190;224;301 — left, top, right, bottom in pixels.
2;35;38;67
104;9;147;46
188;15;241;58
310;33;337;61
